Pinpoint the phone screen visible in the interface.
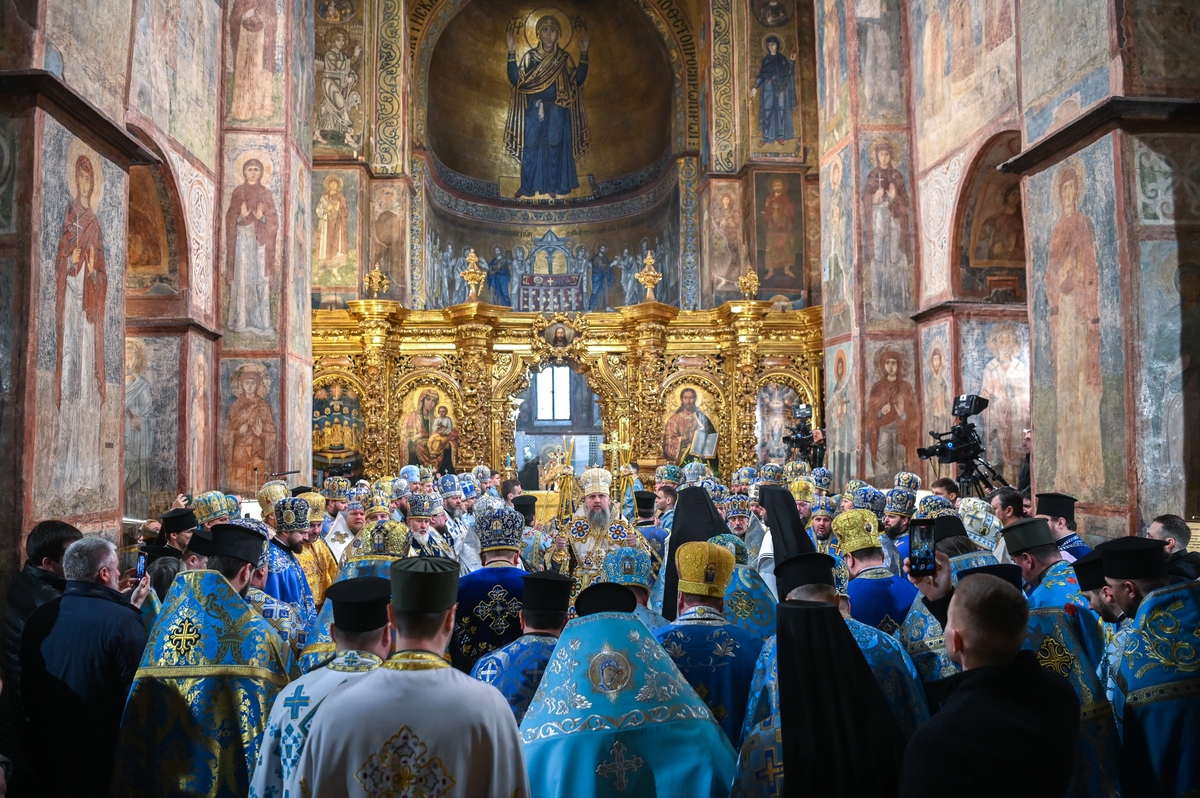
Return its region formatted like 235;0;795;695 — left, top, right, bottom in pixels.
136;552;147;580
908;518;937;577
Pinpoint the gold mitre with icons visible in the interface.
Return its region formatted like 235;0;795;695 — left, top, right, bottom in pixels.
579;466;613;497
833;509;881;554
676;541;735;598
257;480;290;515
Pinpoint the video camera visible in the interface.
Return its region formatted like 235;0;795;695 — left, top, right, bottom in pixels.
916;394;989;465
782;404;826;468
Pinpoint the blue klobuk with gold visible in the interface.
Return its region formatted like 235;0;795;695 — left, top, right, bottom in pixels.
1114;580;1200;796
838;509;918;635
450;506;527;672
472;634;559;723
655;542;765;747
602;546;670;632
298;556;398;674
112;570;291;798
520;612;737;798
710;533;776;642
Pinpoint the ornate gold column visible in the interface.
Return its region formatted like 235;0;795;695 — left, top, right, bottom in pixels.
346;300;400;478
724;300;772;469
449;305;498;469
621;303;679;463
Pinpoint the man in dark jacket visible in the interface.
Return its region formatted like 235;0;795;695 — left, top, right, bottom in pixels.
1148;514;1200;581
19;535;150;798
901;563;1079;798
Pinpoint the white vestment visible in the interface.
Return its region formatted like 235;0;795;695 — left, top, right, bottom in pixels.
249;650;382;798
296;652;530;798
325;513;357;564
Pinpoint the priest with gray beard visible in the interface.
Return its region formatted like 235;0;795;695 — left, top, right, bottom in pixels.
436;475;482;573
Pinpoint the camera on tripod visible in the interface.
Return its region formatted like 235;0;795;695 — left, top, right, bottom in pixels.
917;395;988;465
782;404;826;468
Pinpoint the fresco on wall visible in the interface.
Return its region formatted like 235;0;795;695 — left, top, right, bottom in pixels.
862;135;914;325
856;0;906;125
221;134;283;350
34;118;127;519
294;0;315;153
864;339;919;486
920;320;954;447
131;0;221;168
705;181;745;306
756;381;802;466
287;359;313;483
816;0;850;151
1027;138;1126;504
910;0;1016;170
290;166;312;353
44;0;132;121
226;0;286;127
166;151;216;320
1019;0;1109;142
1137;239;1200;518
748;16;802;160
314;0;365;154
124;336;180;519
126;166;180;297
823;146;854;338
188;335;214;491
960;134;1026;298
1134;134;1200;227
919;151;966;301
313;377;364;477
755;173;807;305
221;359;280;495
662;384;719;466
960;319;1029;481
398;385;459;471
312;169;359;310
803;179;821;307
0;115;17;235
370;180;407;304
824;342;857;490
1129;2;1200;96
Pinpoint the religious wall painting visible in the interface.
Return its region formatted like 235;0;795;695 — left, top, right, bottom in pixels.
1134;134;1200;227
803;179;821;307
0;115;16;235
166;151;217;320
221;135;283;350
824;342;856;490
705;181;745;305
126;165;181;297
312;168;359;308
919;320;954;451
959;319;1029;481
856;0;906;125
960;134;1027;297
749;32;802;159
910;0;1016;169
188;335;214;491
816;0;850;151
293;0;316;154
124;336;181;520
221;359;280;495
43;0;133;121
1026;138;1126;504
755;382;801;467
398;385;459;471
370;180;407;303
1128;2;1200;96
822;146;854;338
864;340;920;486
289;166;312;354
226;0;286;127
287;359;314;482
34;118;127;519
1136;239;1200;519
755;173;806;302
313;2;365;154
661;384;719;465
861;135;914;325
1018;0;1110;142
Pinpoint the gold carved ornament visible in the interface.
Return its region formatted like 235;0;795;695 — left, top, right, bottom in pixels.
364;264;390;298
460;248;488;303
634;252;661;303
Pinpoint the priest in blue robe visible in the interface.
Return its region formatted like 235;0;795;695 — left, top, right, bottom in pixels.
710;533;776;642
1036;492;1092;561
655;541;764;746
839;508;918;634
450;505;526;672
601;546;669;632
883;486;916;563
631;489;668;572
264;497;317;628
521;608;736;798
472;571;572;722
112;524;290;797
319;476;351;536
298;553;399;674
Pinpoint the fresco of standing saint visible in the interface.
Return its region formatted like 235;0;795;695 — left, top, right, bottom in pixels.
863;137;911;320
223;363;277;494
504;14;590;198
225;157;278;337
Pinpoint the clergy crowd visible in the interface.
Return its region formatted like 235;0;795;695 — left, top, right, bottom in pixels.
2;455;1198;797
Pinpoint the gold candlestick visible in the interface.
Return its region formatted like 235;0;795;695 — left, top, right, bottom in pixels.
461;248;487;303
635;252;662;303
364;264;390;299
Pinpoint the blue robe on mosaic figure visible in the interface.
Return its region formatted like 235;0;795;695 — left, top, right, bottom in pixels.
505;22;589;198
753;39;797;143
471;633;558;723
486;249;512;306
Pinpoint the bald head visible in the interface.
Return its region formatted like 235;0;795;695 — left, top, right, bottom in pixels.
945;574;1029;670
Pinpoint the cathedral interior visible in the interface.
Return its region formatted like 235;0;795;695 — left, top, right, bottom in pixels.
0;0;1197;579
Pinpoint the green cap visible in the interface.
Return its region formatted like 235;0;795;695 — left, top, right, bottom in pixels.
390;556;459;613
1001;517;1055;555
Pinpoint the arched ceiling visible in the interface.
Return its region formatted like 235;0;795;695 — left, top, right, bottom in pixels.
426;0;674;198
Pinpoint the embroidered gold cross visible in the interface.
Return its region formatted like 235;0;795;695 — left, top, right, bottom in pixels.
596;741;644;793
728;590;755;620
1036;635;1075;678
169;618;201;658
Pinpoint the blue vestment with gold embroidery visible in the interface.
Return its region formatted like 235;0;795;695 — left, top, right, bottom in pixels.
245;586;306;678
249;649;381;798
635;522;669;576
1025;607;1121;798
451;563;525;672
846;565;918;635
264;538;316;629
521;612;737;798
1030;559;1104;669
112;570;291;798
298;555;399;674
471;633;557;722
1114;580;1200;797
655;605;764;746
723;564;777;641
